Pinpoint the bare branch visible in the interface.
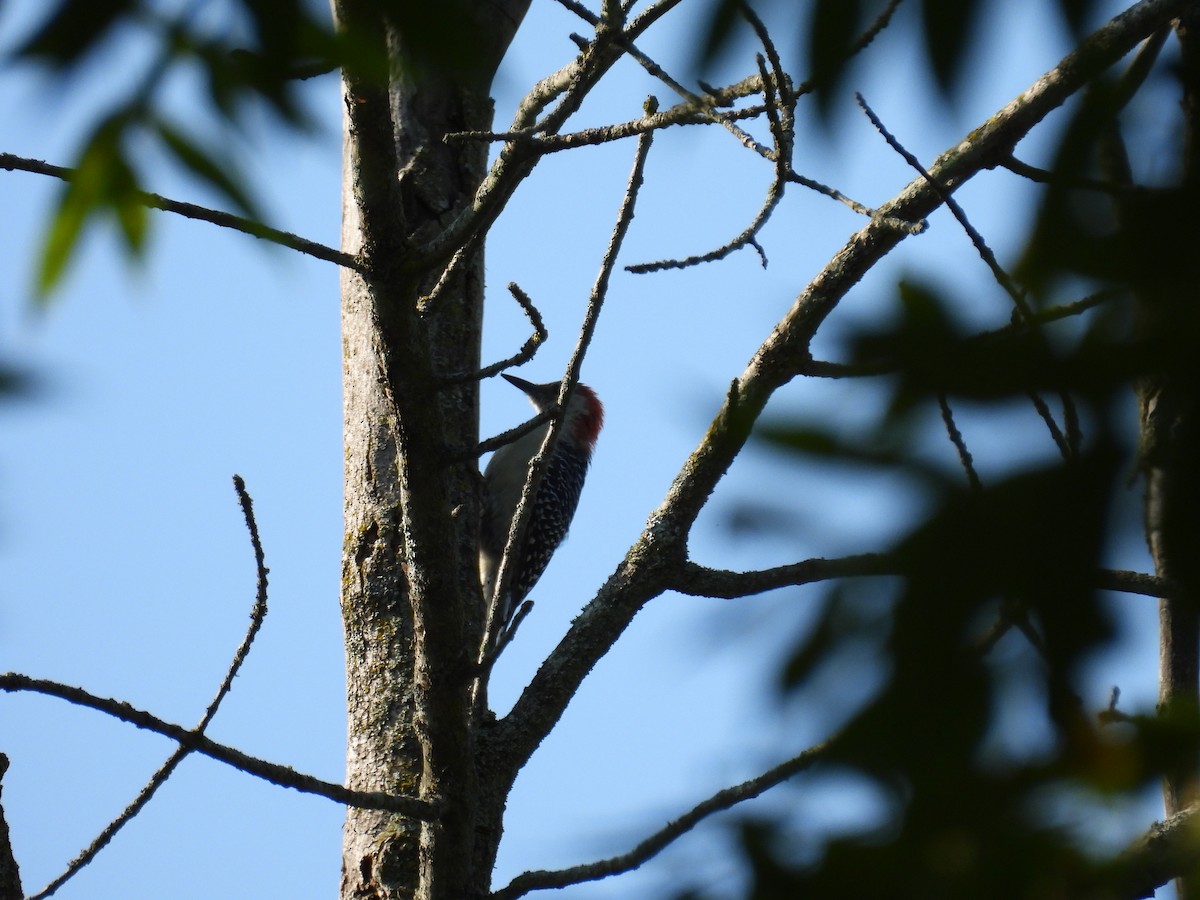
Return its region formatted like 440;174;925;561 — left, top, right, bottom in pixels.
623;0;687;42
0;673;438;820
475;601;535;694
673;555;895;598
798;289;1127;380
798;358;889;378
552;0;600;23
628;33;794;274
604;7;774;156
493;743;829;899
847;0;907;59
427;0;776;270
1111;803;1200;899
1026;389;1075;459
786;169;922;227
1000;153;1155;193
445;283;548;386
1097;568;1186;600
975;598;1051;656
419;232;484;309
442;0;908;278
681;562;1177;603
212;475;271;712
627;163;784;271
419;13;634;268
781;0;907;103
979;289;1126;335
474;409;557;459
936;394;983;492
854;94;1034;323
0;152;361;272
29;477;273;899
446;101;769;153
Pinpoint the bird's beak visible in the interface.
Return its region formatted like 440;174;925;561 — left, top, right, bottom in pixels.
502;373;539;394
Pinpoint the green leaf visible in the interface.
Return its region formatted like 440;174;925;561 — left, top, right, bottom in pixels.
696;0;746;69
919;0;980;96
18;0;137;66
155;120;261;219
36;186;90;297
113;186;149;256
36;114;146;296
754;419;935;478
807;0;863;119
1054;0;1095;36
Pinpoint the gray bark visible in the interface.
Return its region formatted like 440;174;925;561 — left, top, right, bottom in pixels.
332;2;530;897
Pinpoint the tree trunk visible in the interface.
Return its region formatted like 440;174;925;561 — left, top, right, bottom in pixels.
1142;10;1200;896
332;3;529;897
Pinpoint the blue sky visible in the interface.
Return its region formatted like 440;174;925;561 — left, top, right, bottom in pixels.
0;0;1169;897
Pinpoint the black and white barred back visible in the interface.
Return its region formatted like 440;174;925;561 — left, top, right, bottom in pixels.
500;441;591;624
480;376;604;637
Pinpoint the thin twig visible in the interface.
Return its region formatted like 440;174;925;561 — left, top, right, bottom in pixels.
937;394;982;492
854;95;1033;320
847;0;906;58
856;93;1080;460
628;35;793;274
474;409;557;459
553;0;601;22
476;601;535;689
444;283;548;386
613;15;768;154
431;0;690;272
548;0;792;180
493;743;830;899
445;101;769;151
0;152;360;271
419;232;483;308
0;673;438;819
436;0;891;270
1000;153;1153;194
786;169;923;228
979;289;1125;336
30;476;272;899
577;0;772;159
974;599;1048;656
799;289;1126;380
784;0;907;102
1026;388;1074;459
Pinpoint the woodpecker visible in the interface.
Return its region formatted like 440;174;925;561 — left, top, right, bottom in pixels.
480;374;604;636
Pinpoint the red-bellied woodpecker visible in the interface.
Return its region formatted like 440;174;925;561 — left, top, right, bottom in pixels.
480;374;604;636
